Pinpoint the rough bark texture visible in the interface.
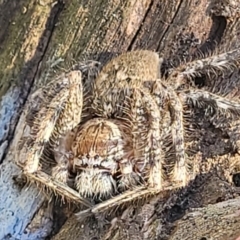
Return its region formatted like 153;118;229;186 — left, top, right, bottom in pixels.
0;0;240;239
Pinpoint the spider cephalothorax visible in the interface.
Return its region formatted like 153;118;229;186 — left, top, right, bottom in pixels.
72;118;131;199
16;48;240;217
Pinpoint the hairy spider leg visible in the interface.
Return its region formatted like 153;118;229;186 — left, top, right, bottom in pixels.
23;88;68;173
117;87;162;190
22;71;83;174
16;71;93;207
170;48;240;83
132;88;162;189
24;171;93;207
166;87;187;185
181;89;240;115
146;80;187;187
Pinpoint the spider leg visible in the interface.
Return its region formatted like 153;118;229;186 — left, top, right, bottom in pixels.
22;70;83;174
16;71;93;206
167;88;187;185
180;48;240;78
23;87;68;173
26;171;92;207
75;186;148;219
145;80;187;187
168;48;240;89
180;88;240;154
129;87;162;190
75;181;185;219
180;89;240;115
114;87;163;190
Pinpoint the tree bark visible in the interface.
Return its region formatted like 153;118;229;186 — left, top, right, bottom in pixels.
0;0;240;239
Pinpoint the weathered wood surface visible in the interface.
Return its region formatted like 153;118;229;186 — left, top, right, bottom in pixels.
0;0;240;239
53;166;240;240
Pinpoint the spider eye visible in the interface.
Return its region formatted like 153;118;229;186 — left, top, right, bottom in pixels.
86;154;90;158
94;155;99;159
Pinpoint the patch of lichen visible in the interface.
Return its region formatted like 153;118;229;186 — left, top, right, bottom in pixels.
0;1;52;98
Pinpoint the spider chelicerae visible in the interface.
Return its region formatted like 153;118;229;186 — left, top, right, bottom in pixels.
15;48;240;218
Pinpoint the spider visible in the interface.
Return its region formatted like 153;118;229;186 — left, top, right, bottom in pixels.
15;49;240;218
